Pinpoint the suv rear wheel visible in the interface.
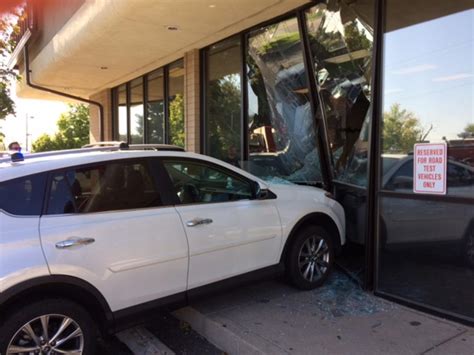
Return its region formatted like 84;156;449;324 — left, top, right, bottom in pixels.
286;225;334;289
0;298;96;355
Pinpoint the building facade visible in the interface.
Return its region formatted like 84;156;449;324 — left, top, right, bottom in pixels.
12;0;474;324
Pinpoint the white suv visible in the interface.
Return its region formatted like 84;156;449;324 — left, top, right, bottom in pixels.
0;147;345;354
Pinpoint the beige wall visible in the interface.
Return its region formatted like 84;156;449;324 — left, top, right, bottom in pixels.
89;90;112;143
184;50;201;153
28;0;85;61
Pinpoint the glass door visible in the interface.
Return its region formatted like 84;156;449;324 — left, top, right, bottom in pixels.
377;1;474;321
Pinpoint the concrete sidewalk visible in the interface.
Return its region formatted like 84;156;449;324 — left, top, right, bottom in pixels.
173;271;473;355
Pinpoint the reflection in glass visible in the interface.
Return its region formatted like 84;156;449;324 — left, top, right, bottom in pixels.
118;84;127;142
378;2;474;321
205;36;242;166
306;3;373;186
247;17;321;183
147;69;165;144
169;59;185;147
130;78;144;144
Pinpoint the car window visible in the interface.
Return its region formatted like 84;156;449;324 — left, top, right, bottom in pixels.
0;173;46;216
163;160;253;204
46;160;162;214
385;161;413;191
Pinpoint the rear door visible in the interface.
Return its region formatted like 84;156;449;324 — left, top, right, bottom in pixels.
39;158;188;312
161;158;282;290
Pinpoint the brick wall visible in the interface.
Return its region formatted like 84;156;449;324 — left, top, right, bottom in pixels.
184;49;201;153
89;89;112;143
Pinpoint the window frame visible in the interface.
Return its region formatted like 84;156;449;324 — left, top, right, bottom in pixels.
200;3;334;190
158;157;259;206
43;157;175;216
0;172;48;217
112;58;184;145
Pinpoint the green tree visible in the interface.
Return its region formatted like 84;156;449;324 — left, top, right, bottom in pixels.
383;103;432;154
458;124;474;138
208;75;241;159
1;8;22;140
32;104;90;152
169;94;184;147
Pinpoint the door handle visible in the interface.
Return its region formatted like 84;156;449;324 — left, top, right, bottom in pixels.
186;218;213;227
55;237;95;249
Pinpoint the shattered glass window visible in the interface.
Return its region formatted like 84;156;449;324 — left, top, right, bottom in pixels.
306;3;374;186
246;16;322;185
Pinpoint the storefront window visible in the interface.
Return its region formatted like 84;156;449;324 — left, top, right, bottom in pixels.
378;2;474;320
306;3;373;186
247;16;321;183
147;69;165;144
169;59;185;147
204;36;242;165
118;84;127;142
130;78;144;144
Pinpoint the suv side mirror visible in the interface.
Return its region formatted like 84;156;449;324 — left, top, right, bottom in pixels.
391;176;413;190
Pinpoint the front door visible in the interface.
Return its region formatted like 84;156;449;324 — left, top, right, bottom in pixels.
161;158;282;290
40;158;189;312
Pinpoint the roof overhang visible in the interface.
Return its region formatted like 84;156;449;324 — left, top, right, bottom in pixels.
17;0;310;100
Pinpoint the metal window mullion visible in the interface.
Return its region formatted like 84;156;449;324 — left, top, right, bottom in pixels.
297;9;333;190
241;32;249;162
164;65;170;144
143;75;148;143
366;0;386;292
111;88;117;140
126;82;131;143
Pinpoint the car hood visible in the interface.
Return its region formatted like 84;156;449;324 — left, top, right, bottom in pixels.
265;182;327;202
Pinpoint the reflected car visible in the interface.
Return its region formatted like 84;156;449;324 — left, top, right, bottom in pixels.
0;148;344;354
381;155;473;267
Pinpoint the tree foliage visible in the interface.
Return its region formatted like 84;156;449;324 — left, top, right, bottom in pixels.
32;104;90;152
383;103;431;154
1;6;22;144
169;94;185;147
458;123;474;138
207;75;241;159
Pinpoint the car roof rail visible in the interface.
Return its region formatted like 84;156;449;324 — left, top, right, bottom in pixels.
0;142;185;164
82;141;184;152
82;141;130;149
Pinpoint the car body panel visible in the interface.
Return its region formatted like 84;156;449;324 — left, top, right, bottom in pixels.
176;199;282;289
0;213;50;292
39;207;189;312
268;183;346;250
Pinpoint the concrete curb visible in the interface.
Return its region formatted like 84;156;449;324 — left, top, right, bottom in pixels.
173;307;288;355
117;326;175;355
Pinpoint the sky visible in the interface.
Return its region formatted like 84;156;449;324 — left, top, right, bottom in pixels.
383;9;473;142
1;80;68;151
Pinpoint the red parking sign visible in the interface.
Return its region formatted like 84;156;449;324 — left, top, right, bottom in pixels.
414;143;447;195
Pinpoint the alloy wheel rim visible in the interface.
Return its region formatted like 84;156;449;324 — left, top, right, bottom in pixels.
7;314;84;355
298;235;330;282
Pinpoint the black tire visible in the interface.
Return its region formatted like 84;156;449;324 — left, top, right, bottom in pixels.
286;225;335;290
0;298;97;355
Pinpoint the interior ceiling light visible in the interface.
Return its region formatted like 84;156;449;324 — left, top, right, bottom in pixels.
165;25;179;31
209;4;216;8
100;66;108;70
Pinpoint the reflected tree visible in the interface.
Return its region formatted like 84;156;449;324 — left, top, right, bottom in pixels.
208;75;241;158
169;94;185;147
383;103;432;154
458;124;474;139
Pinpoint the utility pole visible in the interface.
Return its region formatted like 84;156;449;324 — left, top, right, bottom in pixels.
25;114;34;152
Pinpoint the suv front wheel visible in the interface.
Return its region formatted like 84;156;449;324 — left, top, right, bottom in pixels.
0;298;96;355
286;225;335;289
